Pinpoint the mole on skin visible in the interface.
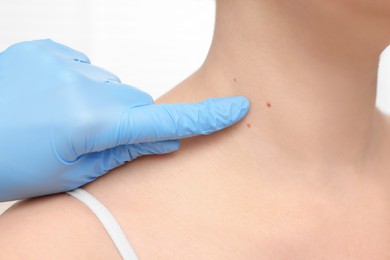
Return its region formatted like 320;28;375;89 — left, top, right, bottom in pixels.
266;102;272;108
246;123;252;128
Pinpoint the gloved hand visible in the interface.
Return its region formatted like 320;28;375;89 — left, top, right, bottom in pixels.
0;39;250;202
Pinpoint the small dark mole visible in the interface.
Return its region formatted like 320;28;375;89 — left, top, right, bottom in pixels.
266;102;272;108
233;78;237;83
246;123;252;128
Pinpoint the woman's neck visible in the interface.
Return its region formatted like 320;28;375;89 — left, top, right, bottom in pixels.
160;0;390;176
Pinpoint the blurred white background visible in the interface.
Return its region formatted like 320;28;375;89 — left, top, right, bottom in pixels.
1;0;390;214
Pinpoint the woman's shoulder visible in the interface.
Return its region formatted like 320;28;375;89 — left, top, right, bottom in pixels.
0;193;121;259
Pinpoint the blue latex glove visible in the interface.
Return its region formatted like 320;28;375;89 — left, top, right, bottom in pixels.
0;39;250;202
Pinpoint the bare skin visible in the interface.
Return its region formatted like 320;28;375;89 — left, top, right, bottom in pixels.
1;0;390;259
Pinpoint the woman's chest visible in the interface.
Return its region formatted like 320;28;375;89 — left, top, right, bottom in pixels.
120;177;390;259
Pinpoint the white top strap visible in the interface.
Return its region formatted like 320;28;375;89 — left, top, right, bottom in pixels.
67;188;139;260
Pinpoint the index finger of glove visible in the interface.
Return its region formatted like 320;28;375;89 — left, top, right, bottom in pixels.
117;96;250;144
